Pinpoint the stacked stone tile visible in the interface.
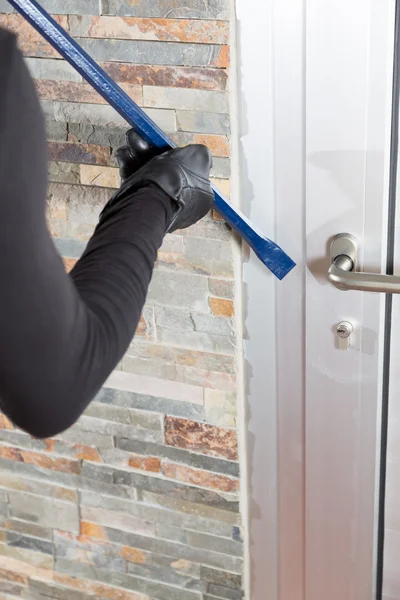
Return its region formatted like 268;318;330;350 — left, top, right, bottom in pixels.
0;1;242;598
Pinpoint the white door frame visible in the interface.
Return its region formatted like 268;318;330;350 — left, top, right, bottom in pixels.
237;1;396;598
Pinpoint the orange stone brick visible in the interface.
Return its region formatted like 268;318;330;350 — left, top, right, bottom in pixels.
193;134;230;157
80;522;108;542
0;14;67;58
210;178;231;198
43;439;56;453
80;165;120;189
0;446;81;474
63;258;77;273
120;546;147;564
135;314;151;339
209;297;235;317
36;80;142;106
0;567;28;585
212;209;225;222
48;142;111;167
164;417;238;461
21;450;81;474
213;45;230;68
73;445;102;462
0;415;14;430
128;455;160;472
75;16;229;45
103;62;227;92
162;462;239;493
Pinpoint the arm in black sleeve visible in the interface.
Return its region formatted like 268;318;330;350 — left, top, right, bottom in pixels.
0;31;171;438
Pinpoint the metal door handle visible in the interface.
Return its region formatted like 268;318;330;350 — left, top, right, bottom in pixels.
328;233;400;294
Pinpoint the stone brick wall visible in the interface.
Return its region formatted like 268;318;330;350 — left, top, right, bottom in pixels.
0;1;243;599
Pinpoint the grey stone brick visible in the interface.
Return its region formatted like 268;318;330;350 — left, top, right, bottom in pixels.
211;158;230;179
101;0;229;19
184;218;232;242
43;99;126;127
0;580;25;597
81;461;238;512
154;307;195;333
139;490;240;526
8;492;79;533
84;402;131;424
56;557;201;600
0;457;78;490
177;111;230;135
187;531;242;557
77;414;163;443
0;539;53;569
207;584;244;599
0;0;13;11
104;527;243;573
48;183;111;225
52;237;86;258
4;518;52;541
122;354;178;381
0;501;8;517
30;0;100;13
115;438;239;477
44;100;176;131
208;278;235;300
68;122;126;147
155;523;188;544
26;58;83;83
29;578;94;600
200;566;242;590
78;38;223;68
79;490;233;538
54;535;126;573
80;504;154;536
156;327;235;355
6;532;53;556
126;561;203;592
0;471;77;505
46;120;68;142
143;86;229;113
95;386;204;421
48;161;80;185
148;270;209;311
192;313;234;337
57;427;114;449
232;526;242;542
77;474;135;500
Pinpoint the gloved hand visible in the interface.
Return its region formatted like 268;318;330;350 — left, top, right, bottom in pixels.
103;129;215;233
115;129;158;183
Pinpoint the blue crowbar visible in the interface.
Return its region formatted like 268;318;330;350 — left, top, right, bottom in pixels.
7;0;296;279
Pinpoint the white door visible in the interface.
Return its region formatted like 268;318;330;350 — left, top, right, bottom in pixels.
239;0;400;598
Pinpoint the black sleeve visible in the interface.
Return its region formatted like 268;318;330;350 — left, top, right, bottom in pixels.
0;30;171;438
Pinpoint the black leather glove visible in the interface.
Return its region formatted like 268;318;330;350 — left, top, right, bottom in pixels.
103;130;215;233
115;129;158;183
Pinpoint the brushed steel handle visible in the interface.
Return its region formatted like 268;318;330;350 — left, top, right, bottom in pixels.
328;234;400;294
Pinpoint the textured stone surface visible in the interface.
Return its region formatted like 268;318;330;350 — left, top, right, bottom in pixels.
144;86;229;113
96;387;204;420
115;438;239;477
70;16;229;44
0;2;242;597
103;62;227;91
77;38;226;68
176;110;230;134
26;58;83;82
101;0;229;20
161;462;239;493
165;417;238;461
